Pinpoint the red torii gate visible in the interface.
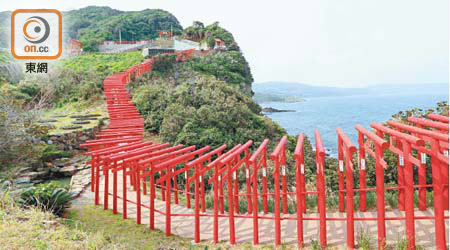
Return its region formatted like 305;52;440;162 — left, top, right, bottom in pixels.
387;120;449;249
208;144;242;243
337;128;357;249
249;139;269;245
154;146;211;236
184;145;227;242
138;146;195;227
355;124;389;249
408;116;449;210
371;123;425;249
215;140;253;245
81;48;449;249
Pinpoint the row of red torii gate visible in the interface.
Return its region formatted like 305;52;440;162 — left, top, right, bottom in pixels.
80;50;449;249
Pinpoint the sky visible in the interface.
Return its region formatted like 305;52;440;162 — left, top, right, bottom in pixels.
1;0;448;87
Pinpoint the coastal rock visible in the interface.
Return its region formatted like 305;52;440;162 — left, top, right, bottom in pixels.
60;165;78;177
22;170;49;180
18;166;35;174
15;177;31;184
262;107;296;113
49;167;60;173
69;168;92;197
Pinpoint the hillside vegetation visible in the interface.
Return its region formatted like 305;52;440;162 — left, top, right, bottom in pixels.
0;52;143;173
132;52;284;150
184;21;241;51
0;7;183;50
64;6;183;51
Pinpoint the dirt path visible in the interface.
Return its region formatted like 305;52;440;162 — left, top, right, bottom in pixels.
74;171;448;248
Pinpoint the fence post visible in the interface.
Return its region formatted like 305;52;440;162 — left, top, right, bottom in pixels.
219;174;224;214
402;142;416;249
122;163;127;219
417;150;427;211
227;163;236;244
337;128;357;249
252;156;259;245
91;155;97;192
271;136;287;246
375;130;386;249
161;172;166;201
136;164;142;225
200;166;206;212
441;153;449;211
233;162;239;214
174;168;179;204
165;166;172;236
142;169;147;196
213;165;219;243
249;139;269;245
149;164;155;229
345;146;355;249
397;139;405;211
185;169;191;208
262;157;269;214
273;157;281;245
103;161;109;210
294;134;305;247
194;164;200;243
246;149;253;214
431;138;446;249
358;132;367;212
337;136;345;212
315;130;327;247
113;161;118;214
281;143;288;214
95;160;101;205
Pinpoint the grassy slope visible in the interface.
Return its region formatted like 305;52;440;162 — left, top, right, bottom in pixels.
66;205;295;250
0;191;424;250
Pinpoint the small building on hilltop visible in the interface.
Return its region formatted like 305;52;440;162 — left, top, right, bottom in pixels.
214;38;226;50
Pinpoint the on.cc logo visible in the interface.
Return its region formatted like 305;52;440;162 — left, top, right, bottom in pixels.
11;9;62;59
23;16;50;44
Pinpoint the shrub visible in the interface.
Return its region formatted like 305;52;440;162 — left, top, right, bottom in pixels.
0;95;47;168
134;75;285;150
19;182;74;216
40;144;72;162
151;54;177;74
185;51;253;94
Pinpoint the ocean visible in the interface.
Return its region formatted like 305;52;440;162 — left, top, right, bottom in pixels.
254;83;448;156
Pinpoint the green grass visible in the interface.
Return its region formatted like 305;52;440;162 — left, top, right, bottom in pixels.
60;51;144;77
388;235;427;250
357;228;375;250
65;205;196;249
65;204;301;249
41;102;107;135
0;192;98;250
43;178;72;189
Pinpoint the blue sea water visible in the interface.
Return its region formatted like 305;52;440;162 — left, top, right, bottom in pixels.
257;88;448;156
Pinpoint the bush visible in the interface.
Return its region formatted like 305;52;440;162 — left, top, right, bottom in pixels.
133;75;285;149
40;144;72;162
19;182;74;216
186;51;253;94
151;54;177;74
0;95;48;168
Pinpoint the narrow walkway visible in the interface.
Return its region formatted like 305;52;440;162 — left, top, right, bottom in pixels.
76;172;448;248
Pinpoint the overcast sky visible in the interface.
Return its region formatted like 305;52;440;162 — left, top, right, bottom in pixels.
2;0;448;87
